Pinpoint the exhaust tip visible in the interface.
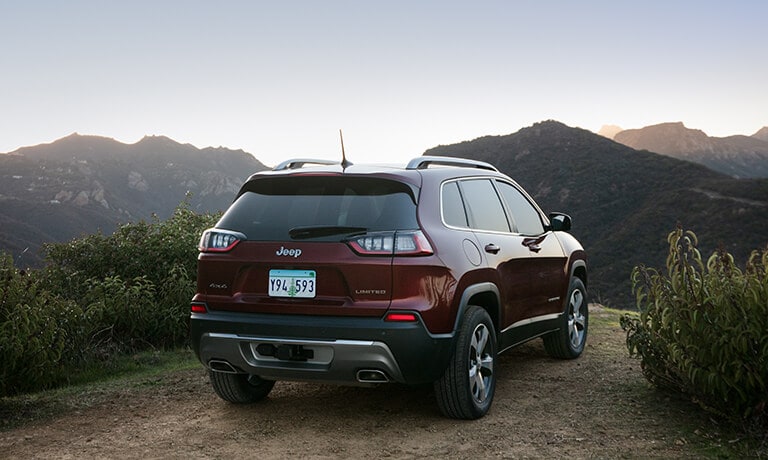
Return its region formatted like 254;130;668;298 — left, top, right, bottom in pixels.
208;359;239;374
356;369;389;383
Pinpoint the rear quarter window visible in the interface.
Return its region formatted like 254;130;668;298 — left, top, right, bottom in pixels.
441;181;469;227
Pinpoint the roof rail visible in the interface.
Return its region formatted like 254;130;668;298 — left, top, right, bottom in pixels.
406;156;498;172
273;158;338;171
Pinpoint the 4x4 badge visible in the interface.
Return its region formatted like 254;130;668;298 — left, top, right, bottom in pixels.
276;246;302;258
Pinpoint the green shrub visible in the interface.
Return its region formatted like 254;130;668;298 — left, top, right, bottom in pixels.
155;264;196;346
0;254;84;395
621;227;768;422
0;200;218;396
82;275;158;354
41;199;215;302
80;267;195;354
38;200;217;355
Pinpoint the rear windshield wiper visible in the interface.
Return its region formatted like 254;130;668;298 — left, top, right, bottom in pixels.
289;226;367;240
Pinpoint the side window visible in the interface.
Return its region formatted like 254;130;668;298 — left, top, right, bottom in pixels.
459;179;510;232
441;181;469;227
497;181;545;235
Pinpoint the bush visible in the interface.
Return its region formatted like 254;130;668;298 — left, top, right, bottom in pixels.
80;268;195;353
38;200;216;352
42;199;213;301
621;227;768;422
0;254;84;395
0;200;217;396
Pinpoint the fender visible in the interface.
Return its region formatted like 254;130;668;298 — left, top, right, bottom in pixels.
569;257;587;284
430;282;500;340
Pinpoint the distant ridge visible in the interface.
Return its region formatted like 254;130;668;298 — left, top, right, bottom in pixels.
753;126;768;143
597;124;622;139
0;134;268;266
613;122;768;178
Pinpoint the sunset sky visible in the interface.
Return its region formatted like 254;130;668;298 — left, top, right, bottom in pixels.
2;1;766;166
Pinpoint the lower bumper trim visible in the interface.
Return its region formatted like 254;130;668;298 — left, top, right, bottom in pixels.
200;333;405;384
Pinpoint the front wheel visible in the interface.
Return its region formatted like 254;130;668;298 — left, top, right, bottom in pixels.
434;305;497;419
543;277;588;359
209;371;275;404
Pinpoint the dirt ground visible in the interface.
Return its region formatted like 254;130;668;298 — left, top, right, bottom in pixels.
0;306;719;458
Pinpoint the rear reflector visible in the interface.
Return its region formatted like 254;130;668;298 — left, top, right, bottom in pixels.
385;312;418;322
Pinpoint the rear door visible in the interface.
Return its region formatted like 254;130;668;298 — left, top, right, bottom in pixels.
452;178;568;329
454;179;535;326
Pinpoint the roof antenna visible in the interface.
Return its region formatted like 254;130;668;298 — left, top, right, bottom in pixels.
339;129;352;169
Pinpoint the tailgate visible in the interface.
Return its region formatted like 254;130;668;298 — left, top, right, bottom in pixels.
198;241;392;317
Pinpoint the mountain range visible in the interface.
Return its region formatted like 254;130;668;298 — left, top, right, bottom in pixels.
0;134;267;267
602;122;768;178
2;123;768;308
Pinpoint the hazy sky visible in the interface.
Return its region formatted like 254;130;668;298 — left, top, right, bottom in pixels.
2;1;766;166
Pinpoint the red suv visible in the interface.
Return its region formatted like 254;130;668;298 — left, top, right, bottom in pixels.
190;156;587;419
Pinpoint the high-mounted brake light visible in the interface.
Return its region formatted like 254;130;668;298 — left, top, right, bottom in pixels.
347;230;433;256
199;229;245;253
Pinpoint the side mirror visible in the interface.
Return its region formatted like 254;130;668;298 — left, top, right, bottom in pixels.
548;212;572;232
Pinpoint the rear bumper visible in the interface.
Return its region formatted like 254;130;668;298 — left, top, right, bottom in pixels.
190;310;456;385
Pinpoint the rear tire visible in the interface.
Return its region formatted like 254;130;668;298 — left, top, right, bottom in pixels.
209;371;275;404
434;305;497;419
543;277;588;359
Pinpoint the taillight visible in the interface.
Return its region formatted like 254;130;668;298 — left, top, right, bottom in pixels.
347;230;433;256
191;302;208;313
394;231;433;255
199;229;245;252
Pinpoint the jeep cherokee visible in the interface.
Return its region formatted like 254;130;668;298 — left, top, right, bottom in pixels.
190;155;588;419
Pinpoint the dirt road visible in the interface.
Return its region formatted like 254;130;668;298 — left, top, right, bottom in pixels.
1;307;706;458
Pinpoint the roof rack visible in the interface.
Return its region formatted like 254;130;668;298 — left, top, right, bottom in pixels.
406;156;498;172
273;158;338;171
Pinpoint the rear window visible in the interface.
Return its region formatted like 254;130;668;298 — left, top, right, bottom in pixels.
216;176;419;241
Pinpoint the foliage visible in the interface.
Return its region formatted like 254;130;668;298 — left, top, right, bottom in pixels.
621;227;768;423
0;254;82;395
41;199;211;300
0;199;217;396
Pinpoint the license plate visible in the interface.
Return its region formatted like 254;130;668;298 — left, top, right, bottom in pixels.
268;269;316;298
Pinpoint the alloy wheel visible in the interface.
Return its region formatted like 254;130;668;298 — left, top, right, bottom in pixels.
468;323;494;404
568;288;586;349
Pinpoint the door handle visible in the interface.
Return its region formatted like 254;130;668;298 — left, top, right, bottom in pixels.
484;243;500;254
526;243;541;253
522;236;545;253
